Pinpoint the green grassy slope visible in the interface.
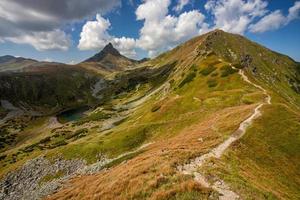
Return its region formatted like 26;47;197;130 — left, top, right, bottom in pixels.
198;30;300;108
0;30;299;200
209;104;300;199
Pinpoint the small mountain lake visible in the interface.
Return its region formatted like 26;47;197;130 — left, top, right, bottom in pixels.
57;106;89;123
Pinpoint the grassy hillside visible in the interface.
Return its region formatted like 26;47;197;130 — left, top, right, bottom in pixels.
198;30;300;108
0;30;299;200
207;104;300;199
48;54;262;200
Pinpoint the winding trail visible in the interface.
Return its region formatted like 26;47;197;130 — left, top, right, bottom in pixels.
178;69;271;200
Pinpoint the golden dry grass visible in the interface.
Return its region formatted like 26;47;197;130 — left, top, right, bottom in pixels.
47;104;255;200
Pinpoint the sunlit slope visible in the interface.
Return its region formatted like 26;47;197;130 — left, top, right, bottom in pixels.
48;31;299;199
0;30;299;200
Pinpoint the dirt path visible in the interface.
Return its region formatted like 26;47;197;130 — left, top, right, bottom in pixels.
178;69;272;200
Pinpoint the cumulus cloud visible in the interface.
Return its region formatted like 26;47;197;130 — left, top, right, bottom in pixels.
136;0;206;57
78;14;111;51
0;0;120;50
174;0;190;12
7;30;71;51
79;0;206;59
205;0;268;34
78;14;137;58
250;1;300;33
112;37;137;58
287;1;300;21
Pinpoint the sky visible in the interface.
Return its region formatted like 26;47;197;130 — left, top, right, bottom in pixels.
0;0;299;64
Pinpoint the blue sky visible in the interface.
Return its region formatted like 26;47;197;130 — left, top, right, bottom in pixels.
0;0;299;63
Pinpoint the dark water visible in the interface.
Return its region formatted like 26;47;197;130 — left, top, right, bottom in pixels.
57;106;89;123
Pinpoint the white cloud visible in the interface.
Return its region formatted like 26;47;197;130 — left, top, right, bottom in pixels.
136;0;170;22
78;14;137;58
0;0;120;51
136;0;206;57
250;1;300;33
112;37;137;58
174;0;190;12
287;1;300;21
7;30;71;51
249;10;286;33
78;14;111;51
205;0;268;34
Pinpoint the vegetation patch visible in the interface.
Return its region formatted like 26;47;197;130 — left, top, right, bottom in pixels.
0;107;7;119
151;105;161;112
211;72;218;77
199;66;217;76
207;79;218;88
232;63;244;69
39;170;65;185
76;111;111;125
179;72;196;88
0;128;17;151
65;129;88;140
220;65;238;77
121;128;149;150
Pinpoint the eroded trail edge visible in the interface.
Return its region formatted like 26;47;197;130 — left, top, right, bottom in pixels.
178;69;271;200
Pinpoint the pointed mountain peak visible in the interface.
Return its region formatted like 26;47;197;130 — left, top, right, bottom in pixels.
82;43;137;70
102;43;121;56
84;43;123;63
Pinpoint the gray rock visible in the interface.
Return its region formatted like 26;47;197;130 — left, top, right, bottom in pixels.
0;156;85;200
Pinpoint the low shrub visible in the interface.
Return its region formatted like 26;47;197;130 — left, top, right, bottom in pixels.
179;72;196;88
151;105;161;112
207;79;218;88
220;65;238;77
200;66;217;76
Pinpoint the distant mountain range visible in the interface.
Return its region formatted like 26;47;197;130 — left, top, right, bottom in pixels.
0;43;138;73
